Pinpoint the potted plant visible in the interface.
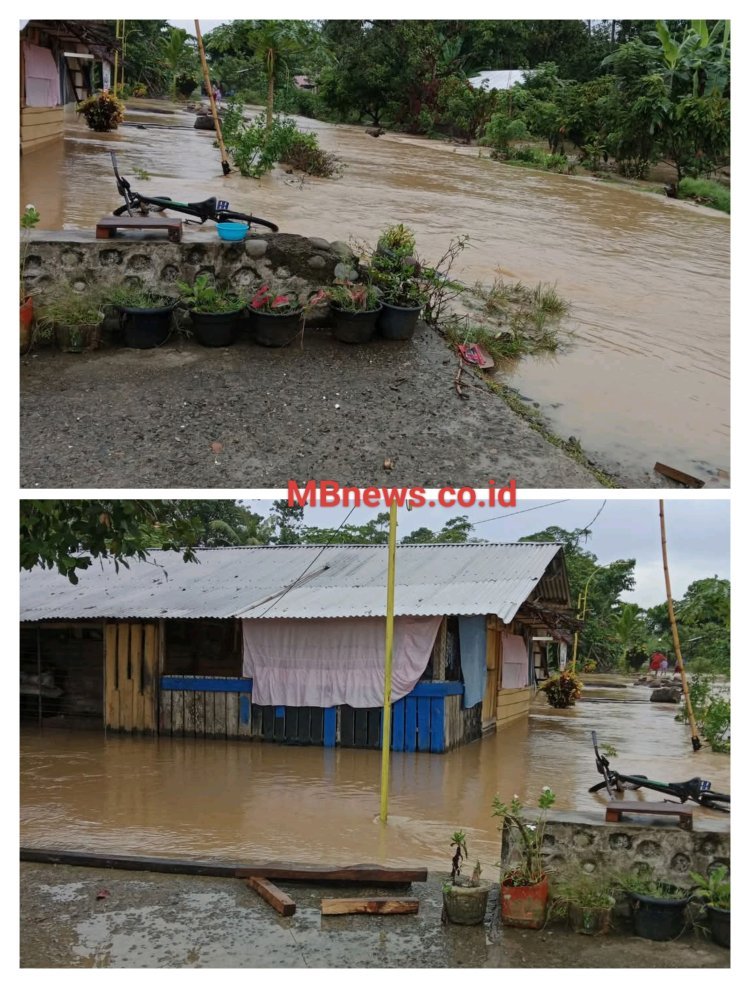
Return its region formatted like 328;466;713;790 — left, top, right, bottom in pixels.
441;830;490;926
108;285;178;349
178;274;244;347
327;282;382;344
538;669;583;708
370;223;426;340
76;91;125;132
616;870;691;941
551;870;617;936
36;284;104;353
247;283;304;348
690;865;730;948
492;786;556;929
20;204;40;353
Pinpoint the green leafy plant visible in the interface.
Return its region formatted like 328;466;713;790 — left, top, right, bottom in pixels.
552;870;617;910
690;865;730;910
178;274;242;314
133;167;151;181
36;285;104;329
20;204;40;304
616;870;689;900
280;131;342;178
326;282;380;312
539;669;583;708
492;786;556;886
677;178;730;213
248;283;305;314
76;91;125;132
108;286;176;310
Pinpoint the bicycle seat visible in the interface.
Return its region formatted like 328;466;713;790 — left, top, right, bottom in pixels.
187;196;218;214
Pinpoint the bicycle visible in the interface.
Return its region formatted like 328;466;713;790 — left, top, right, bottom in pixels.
110;152;279;232
589;731;730;812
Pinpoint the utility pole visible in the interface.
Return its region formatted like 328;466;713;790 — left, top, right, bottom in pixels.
379;501;398;823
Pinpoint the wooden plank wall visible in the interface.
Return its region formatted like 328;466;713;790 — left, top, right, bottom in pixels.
21;106;64;153
104;622;158;733
496;687;533;727
160;687;254;740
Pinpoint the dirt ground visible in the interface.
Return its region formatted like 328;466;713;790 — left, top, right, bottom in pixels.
19;323;609;489
19;863;729;969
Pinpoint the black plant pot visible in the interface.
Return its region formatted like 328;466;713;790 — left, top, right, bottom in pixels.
190;308;244;347
250;310;302;348
707;905;730;948
628;889;690;941
118;300;176;349
377;300;421;340
330;302;382;344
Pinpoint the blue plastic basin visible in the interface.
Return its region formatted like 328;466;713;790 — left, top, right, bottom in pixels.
217;222;248;242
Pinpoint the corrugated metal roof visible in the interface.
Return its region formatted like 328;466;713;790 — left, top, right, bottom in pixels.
20;543;568;623
469;69;533;91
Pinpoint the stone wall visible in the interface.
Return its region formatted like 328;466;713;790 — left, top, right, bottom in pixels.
22;230;360;301
502;809;730;889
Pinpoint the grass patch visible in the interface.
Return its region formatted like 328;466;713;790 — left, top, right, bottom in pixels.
678;178;730;213
473;276;570;337
444;319;559;362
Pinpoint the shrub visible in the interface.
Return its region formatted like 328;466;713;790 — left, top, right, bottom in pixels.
280;131;342;178
678;178;730;214
76;91;125;132
221;104;340;179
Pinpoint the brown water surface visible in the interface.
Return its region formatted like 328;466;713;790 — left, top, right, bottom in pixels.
20;102;729;482
20;686;730;871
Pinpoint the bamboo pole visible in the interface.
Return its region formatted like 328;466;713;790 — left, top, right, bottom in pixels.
194;20;231;175
659;500;701;751
379;501;398;823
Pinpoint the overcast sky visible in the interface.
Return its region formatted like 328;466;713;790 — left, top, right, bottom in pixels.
246;497;729;608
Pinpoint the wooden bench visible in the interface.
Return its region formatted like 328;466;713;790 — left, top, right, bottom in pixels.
96;215;183;243
605;801;694;831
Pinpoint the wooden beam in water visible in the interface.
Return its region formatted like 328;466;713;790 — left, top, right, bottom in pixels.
20;848;428;885
321;897;420;915
246;876;296;916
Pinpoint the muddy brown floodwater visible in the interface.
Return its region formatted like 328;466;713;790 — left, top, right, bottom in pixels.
20;101;729;484
20;683;730;871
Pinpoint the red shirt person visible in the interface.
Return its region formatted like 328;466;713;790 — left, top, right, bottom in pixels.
650;651;667;672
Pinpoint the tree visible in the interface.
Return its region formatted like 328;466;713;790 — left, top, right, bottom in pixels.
20;500;203;583
160;26;199;100
172;500;274;547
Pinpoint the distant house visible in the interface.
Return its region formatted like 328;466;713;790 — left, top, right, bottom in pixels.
292;74;315;91
468;69;533;91
20;19;118;154
20;542;573;751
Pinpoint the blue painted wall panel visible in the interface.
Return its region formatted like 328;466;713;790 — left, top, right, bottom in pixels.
405;697;418;752
430;697;445;752
161;676;252;693
323;707;337;747
392;699;405;751
239;695;251;725
417;697;431;752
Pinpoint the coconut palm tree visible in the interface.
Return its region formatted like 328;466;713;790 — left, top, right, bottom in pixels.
245;20;315;130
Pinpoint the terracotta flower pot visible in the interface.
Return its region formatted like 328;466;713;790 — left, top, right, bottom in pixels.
500;875;549;929
20;296;34;353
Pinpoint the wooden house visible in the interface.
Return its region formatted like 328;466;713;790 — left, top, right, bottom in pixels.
20;543;573;752
20;20;118;154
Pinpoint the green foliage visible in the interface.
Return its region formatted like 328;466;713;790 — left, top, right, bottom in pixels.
20;501;202;583
279;130;342;178
539;670;583;708
492;787;556;886
76;92;124;132
690;866;730;911
552;870;616;909
177;274;242;314
616;870;689;900
678;177;730;212
36;284;104;330
677;675;730;752
326;282;380;312
107;286;176;309
172;500;274;547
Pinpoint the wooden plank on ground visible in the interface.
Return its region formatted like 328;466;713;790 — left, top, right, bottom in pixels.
246;876;297;916
20;848;429;885
321;898;419;916
654;462;706;489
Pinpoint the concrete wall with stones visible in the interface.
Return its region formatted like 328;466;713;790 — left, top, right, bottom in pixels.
502;809;730;889
22;231;360;300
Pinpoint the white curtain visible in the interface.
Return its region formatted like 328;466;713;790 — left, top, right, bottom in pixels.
242;616;442;708
24;42;60;107
501;633;529;688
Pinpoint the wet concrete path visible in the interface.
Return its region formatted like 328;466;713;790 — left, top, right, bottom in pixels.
20;322;601;489
20;863;728;968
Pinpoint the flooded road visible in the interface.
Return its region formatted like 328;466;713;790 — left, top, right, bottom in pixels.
20;684;730;872
20;102;730;484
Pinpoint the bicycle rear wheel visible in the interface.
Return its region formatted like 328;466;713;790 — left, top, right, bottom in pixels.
219;209;279;232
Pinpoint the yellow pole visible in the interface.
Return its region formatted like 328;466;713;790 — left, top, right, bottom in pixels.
379;501;398;823
659;500;701;751
194;19;231;175
113;22;120;97
571;570;596;672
